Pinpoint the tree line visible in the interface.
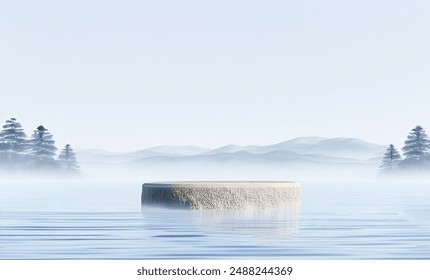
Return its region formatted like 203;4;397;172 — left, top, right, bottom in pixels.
380;125;430;173
0;117;79;174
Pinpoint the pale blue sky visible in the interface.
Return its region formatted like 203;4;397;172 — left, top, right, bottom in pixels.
1;0;429;152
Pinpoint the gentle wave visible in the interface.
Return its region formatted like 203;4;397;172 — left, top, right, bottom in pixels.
1;181;430;259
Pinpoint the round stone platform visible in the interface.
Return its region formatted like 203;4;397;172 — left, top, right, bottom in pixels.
141;181;300;210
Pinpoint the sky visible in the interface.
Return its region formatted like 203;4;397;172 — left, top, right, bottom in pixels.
1;0;430;152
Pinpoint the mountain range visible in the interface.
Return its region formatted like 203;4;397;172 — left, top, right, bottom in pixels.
76;137;386;165
74;137;387;179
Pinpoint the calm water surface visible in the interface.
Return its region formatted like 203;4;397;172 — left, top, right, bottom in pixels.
0;180;429;259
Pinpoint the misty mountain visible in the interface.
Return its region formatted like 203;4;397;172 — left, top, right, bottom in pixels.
77;137;385;165
77;137;385;180
204;137;385;160
76;145;210;164
204;137;327;155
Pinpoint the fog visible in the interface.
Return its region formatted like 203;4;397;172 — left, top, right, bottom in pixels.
76;158;377;182
65;137;384;182
1;136;427;182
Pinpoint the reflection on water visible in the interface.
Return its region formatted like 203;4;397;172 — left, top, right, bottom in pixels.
142;206;300;238
1;181;430;259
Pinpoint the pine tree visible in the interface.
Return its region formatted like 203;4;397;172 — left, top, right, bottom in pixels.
57;144;80;172
0;118;28;159
379;144;401;172
28;125;58;167
401;125;430;161
0;130;6;156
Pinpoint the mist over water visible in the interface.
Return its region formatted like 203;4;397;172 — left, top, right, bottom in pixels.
0;132;428;259
72;136;386;182
77;161;379;182
1;179;430;259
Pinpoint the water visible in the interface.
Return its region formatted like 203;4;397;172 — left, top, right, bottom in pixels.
1;180;430;259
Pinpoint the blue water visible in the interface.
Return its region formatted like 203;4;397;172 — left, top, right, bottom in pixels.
0;180;429;259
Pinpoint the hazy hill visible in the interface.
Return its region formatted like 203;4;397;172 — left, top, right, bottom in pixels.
76;137;385;180
204;137;385;160
77;137;385;164
76;145;210;164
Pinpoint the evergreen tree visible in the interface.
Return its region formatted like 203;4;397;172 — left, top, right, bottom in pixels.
401;125;430;161
0;118;28;159
379;144;401;172
0;130;6;162
0;130;6;155
57;144;80;172
28;125;58;167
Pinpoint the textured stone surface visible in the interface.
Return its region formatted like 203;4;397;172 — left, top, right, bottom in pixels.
141;181;301;210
